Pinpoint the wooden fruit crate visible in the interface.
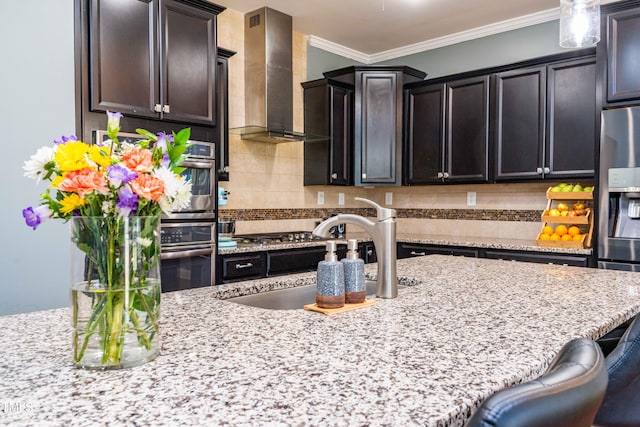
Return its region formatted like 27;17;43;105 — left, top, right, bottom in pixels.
536;232;587;249
541;208;591;224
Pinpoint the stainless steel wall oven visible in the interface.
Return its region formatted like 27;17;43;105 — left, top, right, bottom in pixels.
94;131;217;290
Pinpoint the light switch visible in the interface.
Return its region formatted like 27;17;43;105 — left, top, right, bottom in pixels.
467;192;476;206
385;192;393;205
338;192;345;206
317;191;325;205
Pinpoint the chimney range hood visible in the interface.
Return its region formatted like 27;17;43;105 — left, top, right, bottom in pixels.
230;7;323;143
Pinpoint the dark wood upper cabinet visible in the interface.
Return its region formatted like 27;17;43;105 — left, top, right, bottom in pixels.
404;84;445;185
88;0;222;125
494;66;546;180
545;57;596;179
494;57;595;181
89;0;158;118
302;79;353;186
304;66;426;187
216;47;236;182
445;76;490;182
604;5;640;105
404;75;489;185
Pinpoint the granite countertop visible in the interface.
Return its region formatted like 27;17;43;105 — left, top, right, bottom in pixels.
219;232;592;255
1;256;638;426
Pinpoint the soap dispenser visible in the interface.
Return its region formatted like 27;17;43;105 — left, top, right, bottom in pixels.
316;240;345;308
341;239;366;304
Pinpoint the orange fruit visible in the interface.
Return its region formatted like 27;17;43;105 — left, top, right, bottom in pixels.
568;226;580;236
573;234;583;242
543;225;554;235
550;233;561;241
555;225;568;236
539;233;550;240
561;234;572;241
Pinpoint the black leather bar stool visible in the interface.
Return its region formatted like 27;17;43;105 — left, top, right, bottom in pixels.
465;338;608;427
593;314;640;427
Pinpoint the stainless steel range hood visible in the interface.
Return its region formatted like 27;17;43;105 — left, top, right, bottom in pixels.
230;7;322;143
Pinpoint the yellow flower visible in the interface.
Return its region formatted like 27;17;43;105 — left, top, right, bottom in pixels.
59;193;87;214
55;141;90;172
88;145;113;169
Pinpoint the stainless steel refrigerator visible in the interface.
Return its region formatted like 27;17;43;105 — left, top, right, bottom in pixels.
598;106;640;271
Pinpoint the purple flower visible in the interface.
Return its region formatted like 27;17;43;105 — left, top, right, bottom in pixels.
22;205;52;230
107;164;137;187
161;153;170;168
53;135;79;145
155;132;169;154
116;185;139;217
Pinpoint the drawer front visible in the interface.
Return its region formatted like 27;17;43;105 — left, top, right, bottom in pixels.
267;247;326;275
484;250;589;267
222;254;265;280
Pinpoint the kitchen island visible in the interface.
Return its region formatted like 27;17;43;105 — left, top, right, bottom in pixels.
1;255;639;426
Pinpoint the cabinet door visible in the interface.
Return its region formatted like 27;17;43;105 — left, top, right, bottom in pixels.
357;72;400;185
160;0;217;125
546;57;596;179
445;76;490;182
216;54;230;181
606;8;640;103
89;0;159;118
404;84;445;185
484;250;589;267
329;84;353;185
494;66;546;180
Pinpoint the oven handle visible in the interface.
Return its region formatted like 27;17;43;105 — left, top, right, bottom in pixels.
160;247;213;260
181;160;214;169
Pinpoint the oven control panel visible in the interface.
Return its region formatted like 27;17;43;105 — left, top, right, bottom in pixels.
161;223;215;246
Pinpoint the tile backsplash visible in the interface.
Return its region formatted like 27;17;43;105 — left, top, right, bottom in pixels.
216;9;580;241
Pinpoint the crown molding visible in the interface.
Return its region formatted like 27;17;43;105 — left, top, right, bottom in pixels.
309;7;561;64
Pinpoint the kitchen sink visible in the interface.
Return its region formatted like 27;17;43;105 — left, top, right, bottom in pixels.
226;280;383;310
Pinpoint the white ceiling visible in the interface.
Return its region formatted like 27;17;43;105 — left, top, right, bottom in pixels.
212;0;619;63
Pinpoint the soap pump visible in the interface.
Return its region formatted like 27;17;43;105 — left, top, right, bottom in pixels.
341;239;366;304
316;240;345;308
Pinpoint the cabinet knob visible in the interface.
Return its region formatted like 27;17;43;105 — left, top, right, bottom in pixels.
437;172;444;178
162;105;171;113
543;167;550;174
331;172;338;180
154;104;162;113
536;167;543;174
443;172;449;179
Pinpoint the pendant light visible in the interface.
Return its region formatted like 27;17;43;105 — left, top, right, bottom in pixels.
559;0;601;48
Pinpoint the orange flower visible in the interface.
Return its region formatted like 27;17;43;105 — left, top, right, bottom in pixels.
57;168;108;197
122;148;153;173
130;174;164;201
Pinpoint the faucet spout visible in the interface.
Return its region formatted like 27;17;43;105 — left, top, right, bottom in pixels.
312;198;398;299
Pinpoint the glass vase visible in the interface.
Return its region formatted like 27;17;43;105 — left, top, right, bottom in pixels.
70;216;161;370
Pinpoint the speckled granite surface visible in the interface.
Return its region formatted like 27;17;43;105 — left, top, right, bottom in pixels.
219;232;592;255
1;255;638;426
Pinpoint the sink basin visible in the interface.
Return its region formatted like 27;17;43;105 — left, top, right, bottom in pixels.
226;280;381;310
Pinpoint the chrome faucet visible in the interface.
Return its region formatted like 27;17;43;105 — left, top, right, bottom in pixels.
312;197;398;298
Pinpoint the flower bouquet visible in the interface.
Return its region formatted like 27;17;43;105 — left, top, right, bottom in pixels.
22;112;192;369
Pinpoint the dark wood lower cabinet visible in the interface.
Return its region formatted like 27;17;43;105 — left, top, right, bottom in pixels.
397;243;479;258
483;250;590;267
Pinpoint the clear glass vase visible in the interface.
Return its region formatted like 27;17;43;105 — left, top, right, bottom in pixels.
70;216;161;370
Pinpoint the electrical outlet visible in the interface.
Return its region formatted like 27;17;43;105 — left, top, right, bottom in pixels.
467;192;477;207
338;192;345;206
317;191;325;205
385;192;393;205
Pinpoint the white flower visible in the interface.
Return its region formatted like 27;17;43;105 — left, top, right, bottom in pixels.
23;146;55;182
153;167;192;213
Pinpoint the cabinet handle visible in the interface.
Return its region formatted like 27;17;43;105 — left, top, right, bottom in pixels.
154;104;162;113
367;250;374;256
443;172;449;179
437;172;444;178
536;167;543;174
543;167;550;174
235;262;254;269
163;105;171;113
410;251;426;256
331;172;338;180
